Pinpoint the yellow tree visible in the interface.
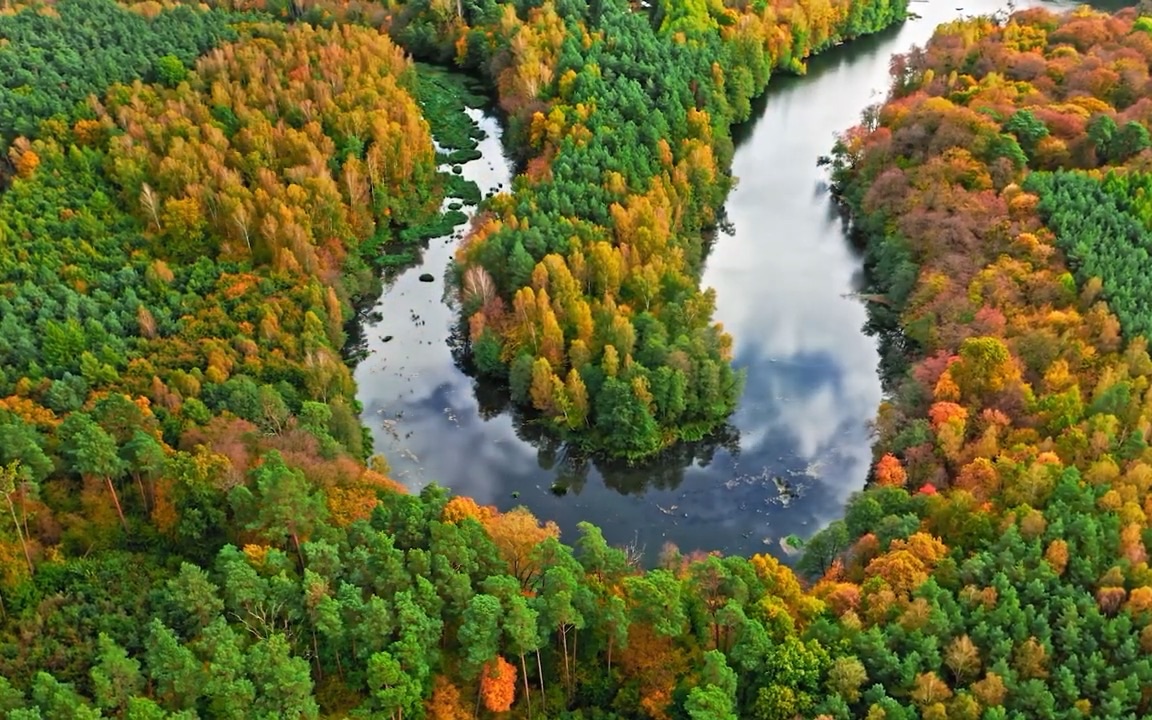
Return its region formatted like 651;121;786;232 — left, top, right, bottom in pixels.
530;358;559;415
483;507;560;586
564;369;589;428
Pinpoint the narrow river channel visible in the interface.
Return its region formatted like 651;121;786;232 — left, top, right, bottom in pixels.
355;0;1098;562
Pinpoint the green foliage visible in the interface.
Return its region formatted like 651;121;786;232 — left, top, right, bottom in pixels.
817;471;1151;717
1027;170;1152;340
414;63;489;163
417;0;907;459
1003;109;1049;159
154;54;188;87
798;520;850;578
0;0;232;142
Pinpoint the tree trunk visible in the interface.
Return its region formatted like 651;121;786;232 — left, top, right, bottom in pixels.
560;627;571;699
474;675;482;718
19;490;29;554
536;649;546;713
292;531;306;568
607;634;613;674
520;652;532;718
134;472;149;513
104;475;128;531
4;494;32;574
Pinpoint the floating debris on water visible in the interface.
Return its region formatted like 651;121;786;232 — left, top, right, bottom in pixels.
724;467;808;507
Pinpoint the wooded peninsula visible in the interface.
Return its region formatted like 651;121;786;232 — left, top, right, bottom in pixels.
1;0;1151;717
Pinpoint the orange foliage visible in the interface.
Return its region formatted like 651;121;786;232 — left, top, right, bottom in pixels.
911;671;953;706
874;453;908;487
1045;539;1070;575
1126;586;1152;616
933;368;961;402
360;468;404;494
1097;586;1127;616
971;672;1008;707
0;396;58;430
326;487;378;527
102;24;436;281
1120;522;1147;565
426;676;471;720
617;624;689;720
820;582;862;616
150;479;179;535
955;457;1000;501
479;657;517;713
12;148;39;178
483;506;560;585
928;401;968;430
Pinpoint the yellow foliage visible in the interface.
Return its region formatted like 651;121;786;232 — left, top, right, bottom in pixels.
750;553;821;626
442;495;495;524
243;543;270;568
934;370;961;402
483;506;559;585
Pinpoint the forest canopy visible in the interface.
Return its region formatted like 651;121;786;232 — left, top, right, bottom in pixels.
15;0;1152;718
389;0;910;459
0;0;235;142
0;0;921;716
822;4;1152;716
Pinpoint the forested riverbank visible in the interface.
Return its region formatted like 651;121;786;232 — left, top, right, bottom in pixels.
0;0;913;716
820;5;1152;715
393;0;909;460
8;0;1152;717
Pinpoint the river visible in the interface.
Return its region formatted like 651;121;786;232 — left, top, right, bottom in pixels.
355;0;1110;562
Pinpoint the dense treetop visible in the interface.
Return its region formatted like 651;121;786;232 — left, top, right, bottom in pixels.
0;0;918;717
0;0;234;142
14;0;1152;718
391;0;909;459
823;4;1152;715
0;12;439;605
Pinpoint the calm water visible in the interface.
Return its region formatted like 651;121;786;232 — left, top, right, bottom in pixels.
355;0;1105;561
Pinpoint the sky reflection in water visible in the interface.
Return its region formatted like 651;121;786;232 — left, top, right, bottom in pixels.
354;1;1063;561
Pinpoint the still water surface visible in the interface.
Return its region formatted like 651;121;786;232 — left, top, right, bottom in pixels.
354;0;1092;561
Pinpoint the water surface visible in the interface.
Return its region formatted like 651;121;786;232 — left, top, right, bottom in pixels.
355;0;1098;561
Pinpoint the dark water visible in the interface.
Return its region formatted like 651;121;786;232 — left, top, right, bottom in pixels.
355;0;1104;561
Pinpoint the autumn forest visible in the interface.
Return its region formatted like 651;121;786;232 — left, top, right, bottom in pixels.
2;0;1152;717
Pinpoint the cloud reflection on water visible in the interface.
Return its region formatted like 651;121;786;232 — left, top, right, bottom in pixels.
355;68;890;560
